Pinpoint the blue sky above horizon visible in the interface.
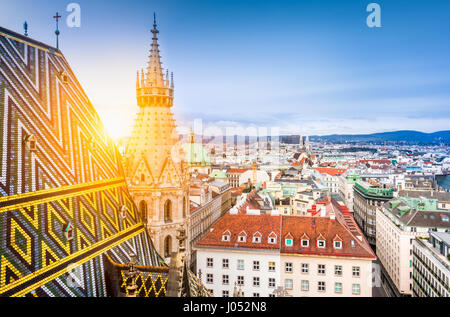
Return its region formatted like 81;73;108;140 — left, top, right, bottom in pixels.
1;0;450;138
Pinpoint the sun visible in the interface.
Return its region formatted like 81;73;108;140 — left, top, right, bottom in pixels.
99;110;133;143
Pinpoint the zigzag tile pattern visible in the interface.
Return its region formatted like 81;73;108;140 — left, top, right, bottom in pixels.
0;27;165;297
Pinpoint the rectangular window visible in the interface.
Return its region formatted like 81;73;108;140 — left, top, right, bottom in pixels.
318;264;326;275
285;262;293;273
352;266;360;277
335;265;342;276
222;275;229;285
253;261;260;271
222;258;229;269
207;258;213;268
285;238;293;246
237;276;244;286
318;281;326;292
206;274;213;284
268;262;276;272
301;239;309;247
253;277;260;287
352;284;360;295
253;293;260;297
222;290;229;297
301;280;309;291
237;259;244;270
302;263;309;273
285;279;293;290
268;278;276;288
335;282;342;293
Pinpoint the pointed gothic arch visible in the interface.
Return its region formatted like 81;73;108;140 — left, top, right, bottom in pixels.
164;235;172;258
164;199;172;223
139;200;147;224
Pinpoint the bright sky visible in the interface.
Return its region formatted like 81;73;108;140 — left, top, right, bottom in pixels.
1;0;450;139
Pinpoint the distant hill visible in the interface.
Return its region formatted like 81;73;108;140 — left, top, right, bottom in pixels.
190;130;450;145
309;130;450;144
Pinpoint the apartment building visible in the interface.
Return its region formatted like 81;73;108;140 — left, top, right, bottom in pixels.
398;190;450;211
195;195;375;297
227;168;248;188
338;173;362;214
376;196;450;297
412;232;450;297
195;213;282;297
314;168;348;194
187;179;231;271
280;214;375;297
353;181;395;247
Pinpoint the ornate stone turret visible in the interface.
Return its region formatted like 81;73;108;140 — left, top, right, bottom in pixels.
136;14;174;108
124;15;189;260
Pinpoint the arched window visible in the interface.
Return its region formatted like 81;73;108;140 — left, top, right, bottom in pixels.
164;200;172;223
183;197;186;218
139;200;147;224
164;235;172;258
141;174;145;183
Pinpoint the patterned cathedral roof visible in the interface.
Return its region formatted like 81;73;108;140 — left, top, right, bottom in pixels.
0;25;167;297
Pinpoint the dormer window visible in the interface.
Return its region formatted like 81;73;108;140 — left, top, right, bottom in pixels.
64;223;74;242
284;233;294;247
268;232;277;244
317;240;326;248
333;235;343;249
252;232;262;243
237;231;247;243
222;230;231;242
301;233;310;248
120;205;127;219
23;134;37;152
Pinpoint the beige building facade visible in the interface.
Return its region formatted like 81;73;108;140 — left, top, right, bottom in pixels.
280;255;373;297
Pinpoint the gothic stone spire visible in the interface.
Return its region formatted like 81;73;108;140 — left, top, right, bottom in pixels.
146;13;165;88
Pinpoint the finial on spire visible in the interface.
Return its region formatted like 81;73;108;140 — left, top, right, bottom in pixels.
53;12;62;49
23;21;28;37
136;70;140;89
152;12;159;35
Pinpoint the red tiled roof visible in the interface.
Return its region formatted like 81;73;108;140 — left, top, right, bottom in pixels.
196;201;375;259
228;168;248;173
195;213;281;250
314;168;348;176
281;216;375;258
359;159;391;164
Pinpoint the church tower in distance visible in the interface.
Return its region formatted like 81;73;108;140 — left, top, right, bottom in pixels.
124;15;189;261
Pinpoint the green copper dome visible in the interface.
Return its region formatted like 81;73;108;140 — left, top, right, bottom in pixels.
182;142;211;166
209;170;227;179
